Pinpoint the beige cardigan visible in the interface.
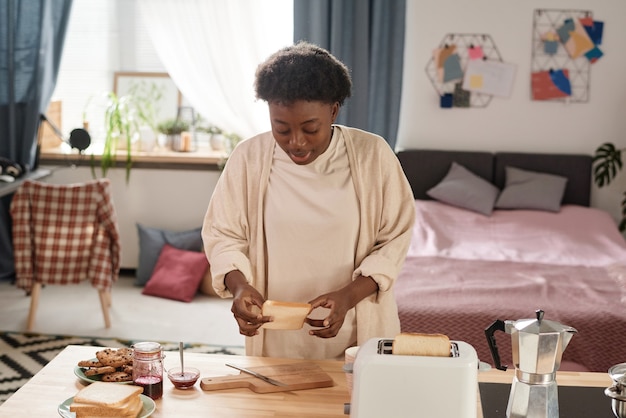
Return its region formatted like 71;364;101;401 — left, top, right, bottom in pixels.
202;125;415;357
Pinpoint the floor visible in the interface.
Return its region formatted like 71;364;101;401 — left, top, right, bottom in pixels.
0;274;245;348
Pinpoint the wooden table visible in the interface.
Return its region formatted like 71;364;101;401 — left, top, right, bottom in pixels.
0;345;613;417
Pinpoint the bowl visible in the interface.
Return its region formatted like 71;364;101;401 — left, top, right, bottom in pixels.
167;367;200;389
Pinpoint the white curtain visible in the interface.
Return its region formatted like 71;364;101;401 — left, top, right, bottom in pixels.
137;0;293;139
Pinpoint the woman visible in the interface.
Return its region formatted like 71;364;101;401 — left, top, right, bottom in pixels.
202;41;415;360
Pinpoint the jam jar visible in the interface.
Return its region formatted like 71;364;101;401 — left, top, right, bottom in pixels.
132;342;164;400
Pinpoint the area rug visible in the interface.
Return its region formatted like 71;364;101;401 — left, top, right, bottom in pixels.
0;331;244;405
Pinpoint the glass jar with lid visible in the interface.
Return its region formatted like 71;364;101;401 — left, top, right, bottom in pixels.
132;341;164;400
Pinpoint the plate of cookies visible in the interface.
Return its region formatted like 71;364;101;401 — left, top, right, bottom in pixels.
74;347;134;384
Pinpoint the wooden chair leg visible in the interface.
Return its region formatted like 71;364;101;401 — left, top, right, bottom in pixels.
26;283;42;332
98;290;111;329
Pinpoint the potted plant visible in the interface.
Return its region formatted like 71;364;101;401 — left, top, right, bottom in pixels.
157;118;190;151
196;123;226;151
593;142;626;231
89;92;134;182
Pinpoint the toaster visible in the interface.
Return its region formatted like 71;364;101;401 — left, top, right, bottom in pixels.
350;337;478;418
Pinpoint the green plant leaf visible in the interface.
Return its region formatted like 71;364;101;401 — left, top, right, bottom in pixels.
592;142;623;187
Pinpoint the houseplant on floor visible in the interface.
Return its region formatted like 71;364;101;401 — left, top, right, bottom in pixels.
593;142;626;231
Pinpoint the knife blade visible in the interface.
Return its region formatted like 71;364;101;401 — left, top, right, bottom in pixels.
225;363;288;387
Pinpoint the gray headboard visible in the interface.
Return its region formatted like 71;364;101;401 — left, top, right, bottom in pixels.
396;149;592;207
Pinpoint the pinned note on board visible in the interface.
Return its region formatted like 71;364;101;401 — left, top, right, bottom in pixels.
462;59;517;98
531;69;571;100
433;45;464;83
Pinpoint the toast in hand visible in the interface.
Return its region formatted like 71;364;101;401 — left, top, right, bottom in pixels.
261;300;312;330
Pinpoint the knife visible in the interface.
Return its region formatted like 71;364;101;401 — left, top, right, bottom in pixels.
225;363;288;387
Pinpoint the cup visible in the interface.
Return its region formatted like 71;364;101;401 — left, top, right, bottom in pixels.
344;346;359;395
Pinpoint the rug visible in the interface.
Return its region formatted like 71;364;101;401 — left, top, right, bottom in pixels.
0;331;244;405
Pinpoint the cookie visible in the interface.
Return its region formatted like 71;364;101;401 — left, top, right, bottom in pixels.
102;371;133;382
96;348;132;368
77;359;103;368
83;366;116;376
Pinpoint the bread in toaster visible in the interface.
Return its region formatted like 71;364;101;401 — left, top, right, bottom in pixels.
261;300;312;330
391;332;451;357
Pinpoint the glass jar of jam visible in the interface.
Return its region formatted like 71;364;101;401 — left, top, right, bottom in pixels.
132;342;164;400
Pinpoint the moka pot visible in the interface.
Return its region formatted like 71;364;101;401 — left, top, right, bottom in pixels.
485;310;577;418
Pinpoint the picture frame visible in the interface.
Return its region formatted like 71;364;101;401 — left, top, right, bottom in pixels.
113;71;182;125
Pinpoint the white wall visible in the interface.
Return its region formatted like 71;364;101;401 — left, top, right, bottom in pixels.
45;1;626;269
40;165;221;268
397;0;626;222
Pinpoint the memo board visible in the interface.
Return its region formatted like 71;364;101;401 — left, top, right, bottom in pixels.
531;9;598;103
425;33;505;108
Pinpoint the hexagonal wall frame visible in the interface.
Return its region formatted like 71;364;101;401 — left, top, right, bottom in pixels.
425;33;504;108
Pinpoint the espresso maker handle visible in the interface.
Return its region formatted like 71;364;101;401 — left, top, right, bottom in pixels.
485;319;508;371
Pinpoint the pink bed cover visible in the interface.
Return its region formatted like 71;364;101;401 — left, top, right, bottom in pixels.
395;201;626;372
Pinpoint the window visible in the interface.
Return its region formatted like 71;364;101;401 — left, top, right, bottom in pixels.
49;0;292;158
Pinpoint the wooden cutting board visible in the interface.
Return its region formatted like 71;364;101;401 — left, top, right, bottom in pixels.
200;362;334;393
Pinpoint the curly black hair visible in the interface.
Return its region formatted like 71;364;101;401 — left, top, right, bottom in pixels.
254;41;352;106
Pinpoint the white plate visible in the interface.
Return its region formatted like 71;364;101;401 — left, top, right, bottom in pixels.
57;394;155;418
74;359;133;385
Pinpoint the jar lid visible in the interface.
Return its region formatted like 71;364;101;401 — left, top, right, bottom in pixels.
132;341;162;354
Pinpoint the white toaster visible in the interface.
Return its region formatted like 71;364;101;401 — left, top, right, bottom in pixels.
350;337;478;418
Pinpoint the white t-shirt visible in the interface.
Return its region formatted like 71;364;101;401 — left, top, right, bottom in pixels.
263;130;359;359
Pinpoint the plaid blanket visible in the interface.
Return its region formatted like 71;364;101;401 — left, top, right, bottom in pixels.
10;179;121;292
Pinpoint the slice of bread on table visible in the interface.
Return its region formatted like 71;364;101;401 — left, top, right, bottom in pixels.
70;381;143;417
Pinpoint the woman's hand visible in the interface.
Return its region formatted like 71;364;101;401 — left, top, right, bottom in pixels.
225;271;270;337
306;275;378;338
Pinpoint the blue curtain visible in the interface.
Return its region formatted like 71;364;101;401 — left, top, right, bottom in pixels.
0;0;73;280
293;0;406;149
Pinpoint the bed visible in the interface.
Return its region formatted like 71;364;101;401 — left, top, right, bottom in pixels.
394;149;626;372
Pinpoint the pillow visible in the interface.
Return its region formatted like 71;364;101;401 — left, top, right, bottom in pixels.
142;244;209;302
495;166;567;212
426;161;500;215
136;224;203;286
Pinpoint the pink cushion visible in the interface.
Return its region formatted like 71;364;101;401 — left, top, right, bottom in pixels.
142;244;209;302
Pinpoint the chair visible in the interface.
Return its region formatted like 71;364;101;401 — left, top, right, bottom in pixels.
10;178;121;331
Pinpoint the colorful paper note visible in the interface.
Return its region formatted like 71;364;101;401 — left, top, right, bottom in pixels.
468;45;484;60
531;69;571;100
442;53;464;83
440;93;453;108
453;82;470;107
581;18;604;45
462;59;516;98
434;45;464;83
560;18;595;59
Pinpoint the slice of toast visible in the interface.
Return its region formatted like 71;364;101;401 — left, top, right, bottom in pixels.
72;381;143;408
70;394;142;417
261;300;311;330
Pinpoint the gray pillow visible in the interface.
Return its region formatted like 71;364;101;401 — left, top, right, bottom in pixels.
426;162;500;215
135;224;203;286
495;166;568;212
